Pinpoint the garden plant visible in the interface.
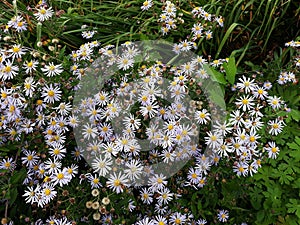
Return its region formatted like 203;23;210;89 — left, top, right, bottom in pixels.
0;0;299;224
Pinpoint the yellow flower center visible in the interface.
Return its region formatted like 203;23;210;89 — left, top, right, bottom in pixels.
10;129;17;136
242;99;248;105
44;189;51;196
48;90;55;97
4;66;11;73
211;135;217;141
49;65;55;71
1;92;7;99
200;113;206;118
9;105;15;112
24;83;31;90
40;8;46;15
53;148;60;155
160;109;165;115
13;47;20;53
67;168;73;174
121;139;128;145
4;162;11;168
100;95;105;101
141;96;148;102
157;178;163;184
234;143;240;149
249;136;255;142
93;178;99;184
57;173;64;180
271;147;277;153
114;179;120;186
175;218;181;224
167;124;173;130
27;155;33;161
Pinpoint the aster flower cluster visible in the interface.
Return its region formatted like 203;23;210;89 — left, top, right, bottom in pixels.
277;40;300;85
0;1;293;224
167;6;223;55
159;1;178;35
5;15;28;33
191;6;224;40
0;2;101;223
72;39;288;224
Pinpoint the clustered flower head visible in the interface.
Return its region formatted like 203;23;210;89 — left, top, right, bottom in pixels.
159;1;178;35
278;40;300;85
0;1;293;224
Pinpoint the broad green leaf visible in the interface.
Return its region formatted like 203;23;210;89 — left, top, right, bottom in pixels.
223;56;237;84
10;168;27;185
9;188;18;206
207;88;226;109
203;64;227;84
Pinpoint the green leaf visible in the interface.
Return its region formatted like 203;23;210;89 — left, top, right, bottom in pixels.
290;109;300;122
203;64;227;84
292;178;300;189
9;188;18;206
295;137;300;146
256;210;265;222
10;168;27;185
278;170;293;185
286;216;299;225
197;201;202;211
286;199;300;219
207;88;226;109
215;22;240;58
223;56;237;84
0;146;12;152
191;203;197;216
288;142;300;150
